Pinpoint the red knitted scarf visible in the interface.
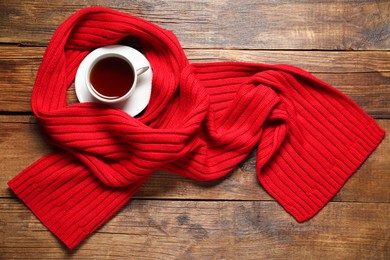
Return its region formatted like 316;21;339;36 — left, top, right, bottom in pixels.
8;7;385;249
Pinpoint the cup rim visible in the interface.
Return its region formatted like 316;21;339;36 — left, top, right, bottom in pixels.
86;52;137;104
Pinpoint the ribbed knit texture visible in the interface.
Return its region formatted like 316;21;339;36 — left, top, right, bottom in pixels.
8;7;385;249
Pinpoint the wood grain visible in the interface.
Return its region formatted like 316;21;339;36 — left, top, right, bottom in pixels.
1;198;389;259
1;47;389;116
0;0;389;50
2;46;390;73
0;1;389;258
2;116;388;203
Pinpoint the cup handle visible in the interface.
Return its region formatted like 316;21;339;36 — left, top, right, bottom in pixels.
136;65;149;76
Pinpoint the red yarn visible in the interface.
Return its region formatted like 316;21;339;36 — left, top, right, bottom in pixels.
8;7;385;249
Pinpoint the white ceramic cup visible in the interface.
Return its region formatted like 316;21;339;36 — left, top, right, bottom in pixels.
85;46;149;104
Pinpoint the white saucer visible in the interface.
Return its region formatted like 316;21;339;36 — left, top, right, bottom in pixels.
75;45;153;116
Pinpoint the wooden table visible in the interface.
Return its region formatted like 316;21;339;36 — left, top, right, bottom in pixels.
1;1;389;259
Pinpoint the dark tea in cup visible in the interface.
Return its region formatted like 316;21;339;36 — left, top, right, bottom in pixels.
85;47;149;104
90;56;135;99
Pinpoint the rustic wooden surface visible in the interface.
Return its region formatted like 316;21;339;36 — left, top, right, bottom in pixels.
0;0;389;259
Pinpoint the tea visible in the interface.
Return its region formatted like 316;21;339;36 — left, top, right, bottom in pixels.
90;57;134;98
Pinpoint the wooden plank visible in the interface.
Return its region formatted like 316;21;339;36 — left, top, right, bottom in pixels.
2;46;390;73
1;48;389;116
0;0;389;50
0;198;389;259
2;116;389;203
185;49;390;73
